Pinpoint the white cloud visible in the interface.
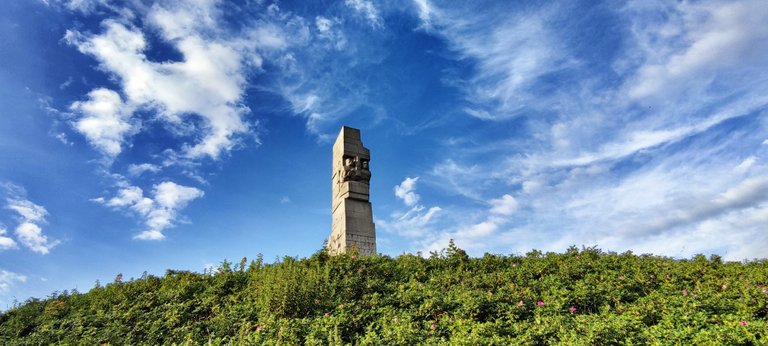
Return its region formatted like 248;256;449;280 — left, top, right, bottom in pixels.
3;186;59;255
154;181;204;210
626;0;768;100
416;1;768;260
127;163;161;176
734;156;757;173
105;186;143;207
377;205;442;239
413;0;433;28
15;222;60;255
314;16;347;50
55;132;74;146
377;177;441;239
0;269;27;292
394;177;420;206
95;181;204;240
345;0;382;28
418;194;517;254
69;88;135;159
6;198;48;223
489;194;517;215
415;2;569;119
430;160;483;199
550;102;763;168
66;0;261;162
316;16;332;33
0;229;17;250
65;0;109;13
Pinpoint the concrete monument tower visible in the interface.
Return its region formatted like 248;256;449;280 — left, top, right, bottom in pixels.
328;126;376;256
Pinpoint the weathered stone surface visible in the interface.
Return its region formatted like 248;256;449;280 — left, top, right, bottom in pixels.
328;126;376;256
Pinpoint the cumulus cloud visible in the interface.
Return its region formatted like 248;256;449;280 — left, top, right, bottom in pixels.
65;0;259;162
104;185;143;207
0;269;27;292
0;229;17;250
377;176;441;239
489;194;517;215
95;181;204;240
2;184;60;255
394;177;420;206
69;88;135;158
15;223;58;255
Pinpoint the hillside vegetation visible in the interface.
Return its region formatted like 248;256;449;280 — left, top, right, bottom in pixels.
2;244;767;345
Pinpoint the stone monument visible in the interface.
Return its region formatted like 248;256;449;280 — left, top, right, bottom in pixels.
328;126;376;256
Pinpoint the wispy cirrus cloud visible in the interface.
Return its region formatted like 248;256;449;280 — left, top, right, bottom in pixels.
623;0;768;100
0;269;26;293
409;0;768;259
415;1;571;120
345;0;383;28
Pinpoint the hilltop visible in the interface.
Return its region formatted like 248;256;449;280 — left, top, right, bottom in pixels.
1;244;767;345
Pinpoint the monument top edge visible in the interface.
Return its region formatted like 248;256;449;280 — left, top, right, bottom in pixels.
337;126;361;139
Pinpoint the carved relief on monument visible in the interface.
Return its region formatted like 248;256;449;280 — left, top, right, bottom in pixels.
340;156;371;184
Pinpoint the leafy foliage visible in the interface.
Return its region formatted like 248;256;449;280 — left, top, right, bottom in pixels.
2;245;767;344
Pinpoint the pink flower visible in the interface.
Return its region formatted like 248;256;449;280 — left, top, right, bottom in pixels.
324;312;329;317
537;300;544;306
741;320;747;326
352;255;358;259
358;268;363;273
682;289;689;296
430;323;436;330
517;300;524;307
256;325;263;332
569;307;577;313
619;276;625;280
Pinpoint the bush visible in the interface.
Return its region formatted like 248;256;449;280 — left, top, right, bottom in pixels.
1;246;767;344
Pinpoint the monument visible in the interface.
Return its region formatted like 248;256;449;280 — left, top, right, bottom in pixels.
328;126;376;256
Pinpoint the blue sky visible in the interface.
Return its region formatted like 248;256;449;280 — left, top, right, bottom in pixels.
1;0;767;308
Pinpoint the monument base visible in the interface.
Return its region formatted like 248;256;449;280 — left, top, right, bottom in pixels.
329;198;376;256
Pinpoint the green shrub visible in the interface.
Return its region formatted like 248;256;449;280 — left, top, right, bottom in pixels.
1;246;767;344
